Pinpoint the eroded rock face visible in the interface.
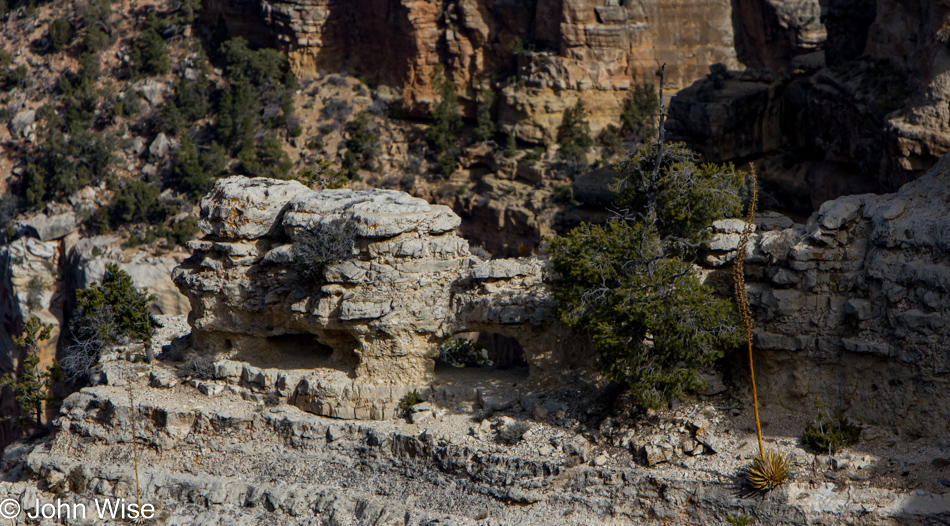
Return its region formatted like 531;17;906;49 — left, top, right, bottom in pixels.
670;0;950;215
174;176;590;420
205;0;741;142
702;154;950;437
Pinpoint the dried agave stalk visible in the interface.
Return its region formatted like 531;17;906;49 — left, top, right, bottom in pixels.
126;370;142;512
734;165;790;491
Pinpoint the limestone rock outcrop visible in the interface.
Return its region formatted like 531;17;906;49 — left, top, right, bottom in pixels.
702;154;950;437
174;176;590;420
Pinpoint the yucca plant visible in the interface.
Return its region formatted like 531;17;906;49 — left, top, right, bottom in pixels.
734;166;790;491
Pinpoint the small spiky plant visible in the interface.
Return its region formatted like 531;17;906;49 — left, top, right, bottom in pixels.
734;166;790;491
747;449;791;491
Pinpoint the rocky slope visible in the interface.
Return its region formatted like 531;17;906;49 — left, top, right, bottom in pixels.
0;316;946;525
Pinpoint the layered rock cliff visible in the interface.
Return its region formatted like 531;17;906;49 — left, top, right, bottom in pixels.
669;0;950;214
702;154;950;438
205;0;742;142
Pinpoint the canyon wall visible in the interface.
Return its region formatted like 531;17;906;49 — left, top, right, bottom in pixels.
205;0;742;142
702;154;950;438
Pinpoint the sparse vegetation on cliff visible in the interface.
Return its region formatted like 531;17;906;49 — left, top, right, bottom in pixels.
549;78;744;408
292;219;359;281
64;264;156;380
557;100;594;174
1;316;62;428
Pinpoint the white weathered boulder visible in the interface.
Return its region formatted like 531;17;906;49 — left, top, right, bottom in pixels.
8;109;36;138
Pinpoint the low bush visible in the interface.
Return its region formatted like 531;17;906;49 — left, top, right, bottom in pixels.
112;179;162;224
801;397;861;454
292;218;358;280
129;28;169;77
398;390;422;414
48;18;75;53
438;338;492;368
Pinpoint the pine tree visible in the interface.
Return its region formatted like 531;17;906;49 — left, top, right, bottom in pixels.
427;65;462;177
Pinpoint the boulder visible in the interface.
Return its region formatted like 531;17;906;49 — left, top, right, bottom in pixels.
149;133;171;159
8;109;36;138
22;212;78;241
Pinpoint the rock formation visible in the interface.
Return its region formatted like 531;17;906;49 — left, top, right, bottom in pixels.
173;176;591;420
702;154;950;438
669;0;950;214
205;0;742;142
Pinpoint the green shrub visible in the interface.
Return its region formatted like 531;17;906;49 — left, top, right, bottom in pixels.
398;390;422;414
621;83;659;140
0;316;62;427
557;100;593;174
548;138;744;408
474;89;495;142
438;338;491;368
216;82;259;146
129;28;169;76
219;37;292;89
172;135;206;196
343;112;379;177
296;158;347;190
112;179;162;224
292;218;358;280
48;18;75;53
598;124;624;162
169;216;199;246
82;24;109;53
157;101;184;135
173;74;212;122
504;133;517;158
65;264;155;380
82;0;113;27
20;107;115;209
256;132;292;179
0;64;29;92
801;396;861;454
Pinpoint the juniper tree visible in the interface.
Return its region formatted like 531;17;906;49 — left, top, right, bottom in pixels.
548;68;745;408
1;316;62;427
557;100;594;174
63;264;156;380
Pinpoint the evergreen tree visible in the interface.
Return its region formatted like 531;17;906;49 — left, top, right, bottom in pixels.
427;65;462;177
0;316;62;428
473;89;495;142
549;93;745;407
557;100;594;174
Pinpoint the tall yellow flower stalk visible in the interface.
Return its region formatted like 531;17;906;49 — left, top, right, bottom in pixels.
733;166;789;490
